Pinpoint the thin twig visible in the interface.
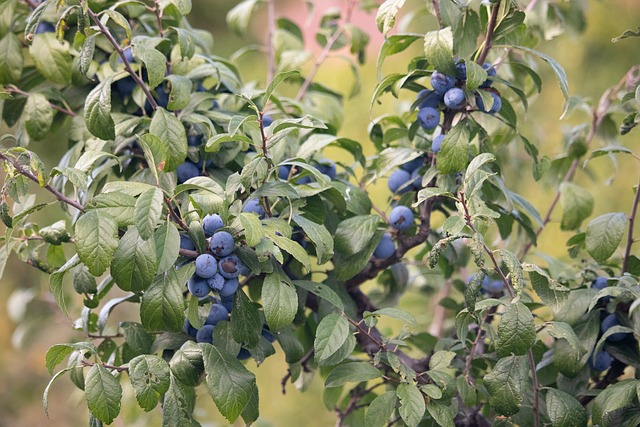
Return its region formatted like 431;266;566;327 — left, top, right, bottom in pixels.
87;9;158;110
281;348;314;394
476;0;501;65
152;0;164;37
431;0;442;29
622;177;640;273
6;85;77;117
0;152;85;212
81;360;129;372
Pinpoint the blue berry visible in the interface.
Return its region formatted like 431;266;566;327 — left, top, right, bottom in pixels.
176;161;200;184
432;135;444;154
388;169;412;194
180;234;196;251
187;276;210;298
601;314;628;342
209;231;235;257
242;199;265;219
278;165;292;180
317;159;337;179
488;92;502;114
187;134;202;146
417;89;441;109
202;214;224;237
592;276;608;291
115;76;137;98
400;157;423;172
183;318;198;338
410;168;422;190
205;304;229;325
262;114;274;128
589;350;613;372
456;62;467;81
444;87;466;109
219;278;239;297
196;325;215;344
483;280;504;294
221;294;234;313
296;175;312;184
207;273;225;291
481;63;497;88
430;71;455;94
468;273;490;289
261;328;275;343
417;107;441;130
237;348;251;360
373;234;395;259
218;255;243;279
35;22;55;34
195;254;218;278
389;206;414;230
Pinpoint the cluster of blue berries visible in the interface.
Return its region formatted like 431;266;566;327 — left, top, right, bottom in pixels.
180;213;248;344
416;62;502;153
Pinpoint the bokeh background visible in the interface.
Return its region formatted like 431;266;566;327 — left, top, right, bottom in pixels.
2;0;640;426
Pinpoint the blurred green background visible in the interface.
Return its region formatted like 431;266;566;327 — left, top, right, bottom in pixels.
2;1;640;426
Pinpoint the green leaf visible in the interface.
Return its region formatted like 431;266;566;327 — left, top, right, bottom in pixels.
150;108;188;172
545;388;588;427
85;364;122;425
375;0;407;35
592;379;639;426
585;213;627;262
165;75;192;110
132;40;165;89
424;27;456;77
30;32;72;84
237;212;264;247
426;400;455;427
293;280;344;310
201;344;258;423
484;355;527;416
121;322;154;357
365;391;397;427
436;122;469;174
43;367;73;417
497;249;524;291
111;227;157;292
154;221;180;274
314;313;350;364
169;342;204;387
129;355;170;412
333;230;383;281
74;210;119;276
140;270;185;332
264;228;311;270
334;215;379;256
84;78;116;140
292;214;334;265
396;383;425;427
45;344;75;375
49;254;81;317
88;193;137;228
135;187;164;241
429;351;457;371
465;61;488;91
23;93;53;141
162;375;200;427
524;264;570;312
231;289;262;348
0;33;22;84
546;322;585;354
364;308;416;327
413;187;456;207
262;273;298;332
263;69;300;106
325;362;381;387
559;183;594;230
496;302;536;357
319;334;356;367
79;35;96;78
226;0;259;37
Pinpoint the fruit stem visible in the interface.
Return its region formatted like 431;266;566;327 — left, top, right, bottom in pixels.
622;176;640;273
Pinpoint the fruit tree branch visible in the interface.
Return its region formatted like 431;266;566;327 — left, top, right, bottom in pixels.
476;0;501;65
622;176;640;273
6;86;77;117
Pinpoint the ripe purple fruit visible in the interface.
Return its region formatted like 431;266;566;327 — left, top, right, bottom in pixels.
196;324;215;344
187;276;210;298
417;107;441;130
221;294;234;312
388;169;412;194
601;314;628;342
242;199;265;219
262;114;274;128
209;231;235;257
202;213;224;236
389;206;414;230
488;92;502;114
444;88;466;109
180;234;196;251
456;62;467;81
278;165;292;180
317;159;337;179
187;134;202;146
195;254;217;278
481;63;497;88
35;22;55;34
432;135;444;154
218;255;243;279
430;71;455;94
400;157;423;172
176;161;200;184
205;304;229;325
373;234;395;259
483;280;504;294
592;276;608;290
417;89;441;109
589;350;613;372
183;318;198;338
219;278;239;297
410;168;422;190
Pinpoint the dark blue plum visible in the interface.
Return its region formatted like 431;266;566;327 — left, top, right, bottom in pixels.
219;278;239;297
592;276;608;290
601;314;628;342
155;85;170;108
262;114;274;128
400;157;423;172
417;89;442;109
430;71;455;94
456;62;467;81
195;254;218;278
183;318;198;338
114;76;137;98
180;234;196;251
219;255;243;279
35;22;55;34
202;213;224;237
292;229;307;249
317;159;337;179
432;134;444;154
119;47;135;64
444;88;466;109
481;63;497;88
196;324;215;344
242;199;265;219
488;92;502;114
373;233;395;259
187;134;203;147
207;273;225;291
176;161;200;184
237;348;251;360
589;350;613;371
261;328;275;343
221;294;234;313
417;107;441;130
205;304;229;325
388;169;412;194
209;231;235;257
483;280;505;294
278;165;292;180
389;206;414;231
187;276;210;298
410;168;422;190
296;175;312;184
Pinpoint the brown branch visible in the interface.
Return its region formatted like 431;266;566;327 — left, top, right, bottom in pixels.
431;0;442;29
81;360;129;372
476;0;501;65
622;177;640;273
6;86;77;117
0;152;85;212
152;0;164;37
87;9;158;110
281;348;314;394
